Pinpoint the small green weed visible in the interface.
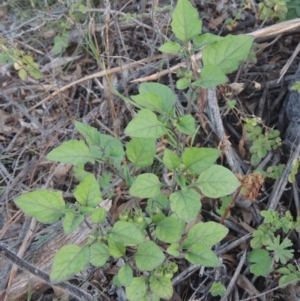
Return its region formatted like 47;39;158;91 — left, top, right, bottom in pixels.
249;209;300;286
244;117;282;166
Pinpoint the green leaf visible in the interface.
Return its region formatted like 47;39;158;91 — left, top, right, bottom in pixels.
75;121;124;164
149;274;173;299
158;41;182;54
135;241;165;271
74;174;102;207
182;147;220;174
171;0;202;42
210;281;226;297
109;221;144;245
193;65;228;88
163;149;180;171
131;93;164;112
247;249;273;276
185;243;221;267
266;236;294;264
47;140;94;165
53;36;68;54
118;264;133;287
125;109;168;138
78;206;94;215
14;190;65;224
79;4;87;13
29;68;42;80
155;217;183;243
62;210;84;234
194;165;241;198
279;273;299;287
129;173;161;198
126;138;156;167
18;68;27;80
126;277;147;301
73;165;92;182
112;274;122;287
183;221;228;248
176;78;191;90
176;114;196;135
139;83;176;112
108;238;125;257
89;242;110;267
91;207;106;224
193;33;223;49
50;245;89;283
167;243;180;257
202;35;254;74
170;189;201;223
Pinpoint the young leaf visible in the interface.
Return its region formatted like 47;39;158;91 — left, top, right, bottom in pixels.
89;242;110;267
112;274;122;287
182;147;220;174
185;243;221;267
75;121;124;164
129;173;161;198
108;238;126;257
74;174;102;207
158;41;182;54
109;221;145;245
176;78;191;90
50;245;89;283
135;241;165;271
176;114;196;135
14;190;65;224
125;109;168;138
167;243;180;257
149;274;173;300
171;0;202;42
247;249;273;276
193;33;223;49
118;264;133;287
47;140;94;165
126;138;156;167
131;93;164;112
163;149;181;171
62;210;84;234
91;207;106;224
170;189;201;223
155;217;183;243
126;277;147;301
138;83;176;112
266;236;294;264
202;35;254;74
193;65;228;88
210;281;226;297
194;165;241;198
183;221;228;248
73;165;92;182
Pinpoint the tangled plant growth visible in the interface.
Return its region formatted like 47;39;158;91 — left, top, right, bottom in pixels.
13;0;300;299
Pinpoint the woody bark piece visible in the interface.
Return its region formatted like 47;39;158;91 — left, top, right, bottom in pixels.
6;222;91;301
206;87;244;175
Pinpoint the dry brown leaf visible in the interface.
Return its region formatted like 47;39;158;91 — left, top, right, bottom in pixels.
54;164;72;179
208;14;228;29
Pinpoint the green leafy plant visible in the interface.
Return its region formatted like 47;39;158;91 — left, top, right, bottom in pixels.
13;0;256;299
0;42;41;80
258;0;288;21
244;117;282;165
249;209;300;285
